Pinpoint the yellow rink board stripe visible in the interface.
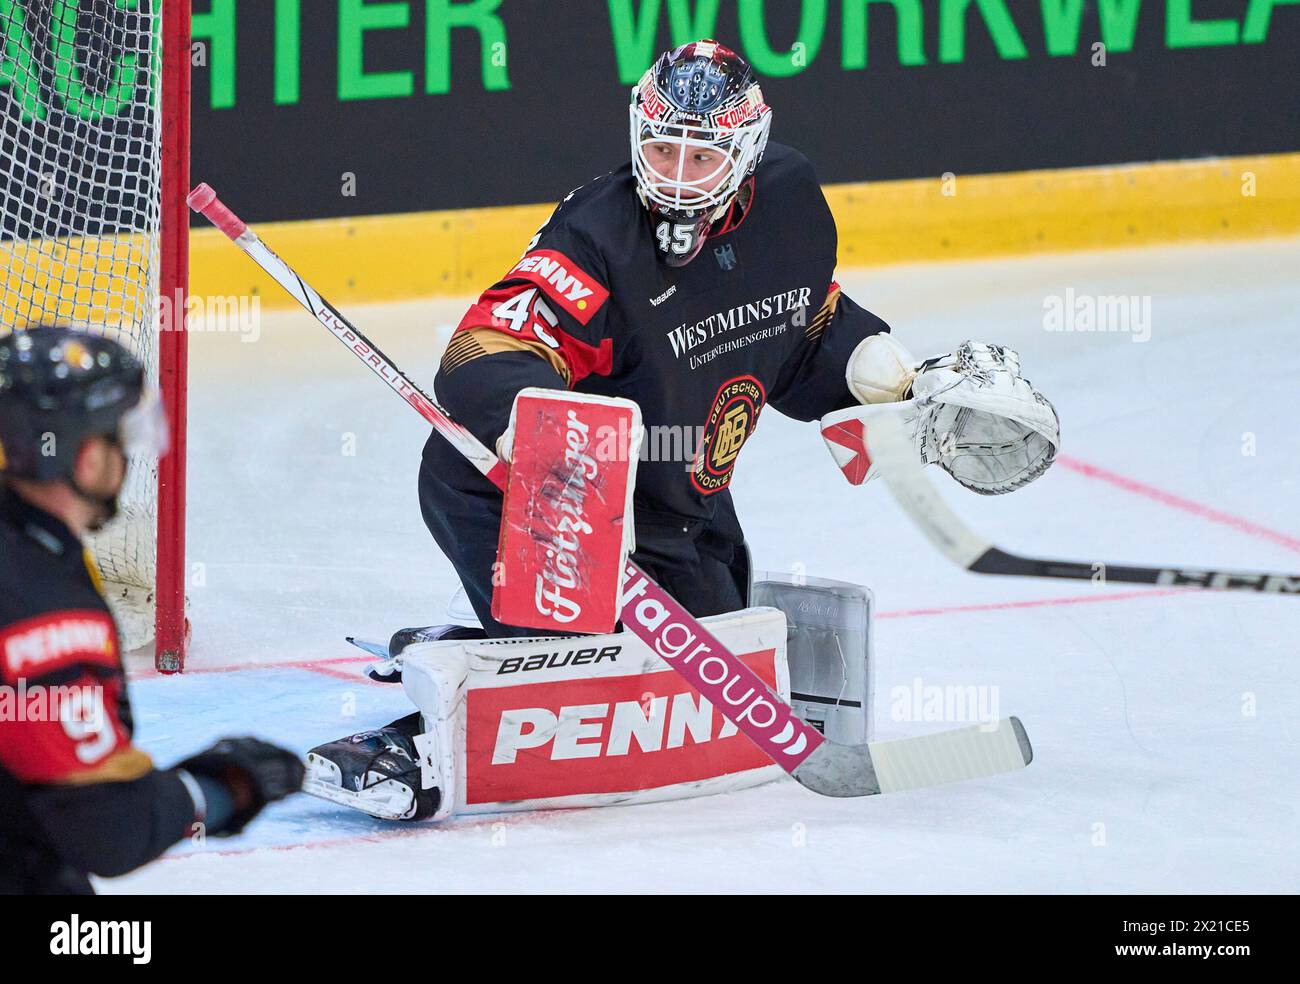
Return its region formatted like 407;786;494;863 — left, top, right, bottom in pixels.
828;151;1300;267
7;152;1296;320
191;151;1292;309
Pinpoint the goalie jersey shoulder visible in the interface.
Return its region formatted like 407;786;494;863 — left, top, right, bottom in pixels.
449;169;637;384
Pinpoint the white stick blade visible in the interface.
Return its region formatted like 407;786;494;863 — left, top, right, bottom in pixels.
869;717;1032;794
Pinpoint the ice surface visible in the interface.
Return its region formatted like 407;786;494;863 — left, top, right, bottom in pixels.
104;238;1300;893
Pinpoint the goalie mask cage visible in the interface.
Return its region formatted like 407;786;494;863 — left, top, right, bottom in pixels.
0;1;191;671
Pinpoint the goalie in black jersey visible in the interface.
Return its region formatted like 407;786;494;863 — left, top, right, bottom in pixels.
420;39;1059;633
305;40;1059;822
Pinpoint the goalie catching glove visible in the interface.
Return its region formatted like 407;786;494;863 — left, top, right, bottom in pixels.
821;335;1060;494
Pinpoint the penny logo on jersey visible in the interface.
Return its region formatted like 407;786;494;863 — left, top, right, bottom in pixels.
692;375;764;494
1;610;117;678
506;250;609;326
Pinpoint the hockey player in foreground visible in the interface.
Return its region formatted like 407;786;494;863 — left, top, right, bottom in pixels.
0;328;304;893
302;41;1059;821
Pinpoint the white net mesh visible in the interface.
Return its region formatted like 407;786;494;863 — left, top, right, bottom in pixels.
1;1;165;648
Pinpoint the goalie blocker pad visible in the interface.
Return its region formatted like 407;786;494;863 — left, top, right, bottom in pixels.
493;388;640;635
401;607;789;820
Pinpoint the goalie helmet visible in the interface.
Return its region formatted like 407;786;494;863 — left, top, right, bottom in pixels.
630;40;772;263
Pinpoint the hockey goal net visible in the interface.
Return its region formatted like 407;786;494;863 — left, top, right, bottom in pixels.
0;1;190;670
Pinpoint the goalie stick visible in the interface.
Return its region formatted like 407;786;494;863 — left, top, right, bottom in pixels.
865;412;1300;596
188;183;1032;798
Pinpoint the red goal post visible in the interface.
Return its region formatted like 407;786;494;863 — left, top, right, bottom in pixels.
156;1;191;673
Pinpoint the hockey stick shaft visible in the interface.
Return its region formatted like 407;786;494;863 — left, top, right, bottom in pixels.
189;185;1032;796
187;187;506;490
867;412;1300;595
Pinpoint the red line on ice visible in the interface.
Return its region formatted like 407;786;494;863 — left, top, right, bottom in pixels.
129;588;1209;682
130;654;373;680
879;586;1196;619
295;664;385;683
1056;455;1300;554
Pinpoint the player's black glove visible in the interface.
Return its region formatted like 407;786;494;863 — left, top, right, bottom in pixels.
177;737;305;835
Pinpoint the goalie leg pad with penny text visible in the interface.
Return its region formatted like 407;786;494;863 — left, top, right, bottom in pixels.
400;607;790;818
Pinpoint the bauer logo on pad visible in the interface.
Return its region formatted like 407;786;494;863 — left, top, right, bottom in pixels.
493;389;641;635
